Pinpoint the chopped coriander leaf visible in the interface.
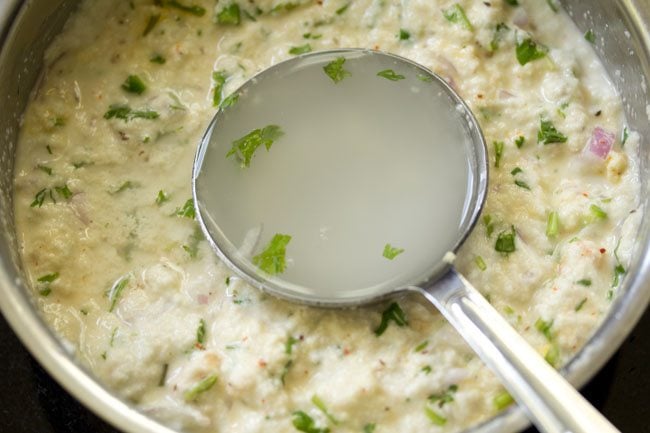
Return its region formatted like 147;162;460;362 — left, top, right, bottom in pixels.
335;3;350;15
428;384;458;408
216;4;241;25
280;359;293;385
73;161;92;169
226;124;284;168
323;57;350;83
589;204;608;220
143;13;160;36
253;233;292;275
37;272;59;283
493;391;514;410
39;288;52;297
504;0;519;5
374;302;408;336
493;141;504;168
515;135;526;148
417;74;434;82
584;29;596;44
443;3;473;31
475;255;487;271
382;243;404;260
55;184;73;199
421;365;432;374
30;189;47;208
289;44;312;55
576;279;592;286
516;37;547;66
121;75;147;94
155;190;170;205
621;126;629;147
292;411;330;433
510;167;523;176
514;179;531;190
108;276;129;312
363;424;376;433
168;0;206;16
424;406;447;426
545;343;560;367
312;395;339;424
414;340;428;352
377;69;405;81
175;198;196;219
104;104;159;122
150;53;166;64
196;319;206;344
46;145;53;155
184;374;218;401
399;29;410;40
271;2;299;13
220;93;239;109
546;211;559;238
495;226;516;253
483;214;494;238
285;335;299;355
546;0;559;12
534;317;553;341
613;263;625;287
110;180;139;194
575;298;588;312
490;23;509;51
303;33;322;39
212;70;228;107
37;164;53;176
538;119;567;144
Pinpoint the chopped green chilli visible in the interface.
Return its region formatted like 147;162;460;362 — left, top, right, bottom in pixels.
212;70;228;107
121;75;147;95
514;179;531;190
510;167;523;176
424;406;447;426
535;317;553;341
576;279;592;286
289;44;312;55
104;104;159;122
495;226;516;253
377;69;405;81
323;57;350;83
184;374;218;401
335;3;350;15
516;37;547;66
414;340;429;352
493;391;514;410
545;343;560;367
108;276;129;312
196;319;206;345
574;298;588;311
374;302;408;336
442;3;473;31
475;255;487;271
37;272;59;283
538;119;567;144
292;411;330;433
253;233;292;275
226;124;284;168
493;141;504;168
546;211;559;238
216;3;241;25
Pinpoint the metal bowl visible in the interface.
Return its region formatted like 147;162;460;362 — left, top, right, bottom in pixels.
0;1;648;432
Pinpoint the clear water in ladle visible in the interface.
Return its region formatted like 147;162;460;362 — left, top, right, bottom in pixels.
194;51;476;300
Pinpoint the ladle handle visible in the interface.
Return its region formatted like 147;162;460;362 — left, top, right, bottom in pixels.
416;268;620;433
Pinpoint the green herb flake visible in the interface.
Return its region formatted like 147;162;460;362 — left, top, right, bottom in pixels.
168;0;206;16
110;180;139;195
55;184;73;199
323;57;350;83
363;424;376;433
475;255;487;271
281;359;293;385
150;53;166;64
574;298;588;312
490;22;509;51
212;70;228;107
220;92;239;109
292;411;330;433
493;141;504;168
589;204;608;220
516;37;547;66
374;302;408;336
428;384;458;408
312;395;339;425
289;44;312;55
285;335;299;355
584;29;596;44
155;190;170;205
121;75;147;95
399;29;411;40
37;272;60;283
514;179;531;190
621;126;629;147
216;4;241;25
544;343;560;367
443;3;473;31
546;0;559;12
184;374;218;401
104;104;159;122
335;3;350;15
30;188;47;208
510;167;523;176
534;317;554;341
143;14;161;36
546;211;559;238
37;164;53;176
377;69;405;81
493;391;514;410
421;365;432;374
175;198;196;219
483;214;495;238
504;0;519;5
196;319;206;345
382;243;405;260
46;145;53;155
495;226;516;253
414;340;429;352
538;119;567;144
417;74;434;82
576;279;592;287
226;124;284;168
424;406;447;426
253;233;292;275
515;135;526;149
303;33;322;39
108;276;130;312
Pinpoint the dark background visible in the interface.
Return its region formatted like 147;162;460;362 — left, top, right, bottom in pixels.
0;308;648;433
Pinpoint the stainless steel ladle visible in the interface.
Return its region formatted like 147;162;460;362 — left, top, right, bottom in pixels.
192;49;620;433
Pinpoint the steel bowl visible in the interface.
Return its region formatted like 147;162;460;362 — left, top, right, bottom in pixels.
0;1;648;432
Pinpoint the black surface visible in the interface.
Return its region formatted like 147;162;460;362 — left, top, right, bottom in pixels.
0;307;648;433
